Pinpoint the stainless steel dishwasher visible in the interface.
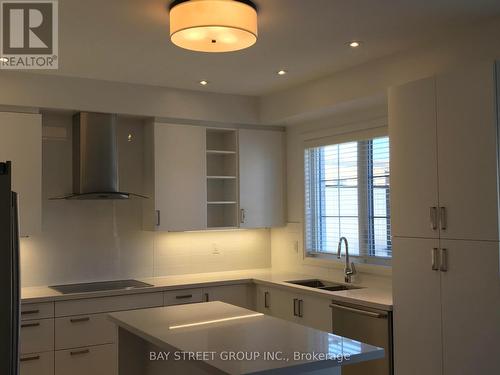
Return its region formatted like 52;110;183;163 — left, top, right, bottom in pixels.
331;302;393;375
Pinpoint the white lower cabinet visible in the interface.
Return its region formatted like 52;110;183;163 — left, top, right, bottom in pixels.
55;313;117;350
20;351;54;375
393;237;500;375
203;284;255;310
20;319;54;354
163;288;204;306
255;285;332;332
55;344;117;375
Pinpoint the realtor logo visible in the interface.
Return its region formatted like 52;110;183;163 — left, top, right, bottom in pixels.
0;0;58;69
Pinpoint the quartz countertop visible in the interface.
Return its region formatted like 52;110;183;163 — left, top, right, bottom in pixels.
109;301;385;375
21;268;392;310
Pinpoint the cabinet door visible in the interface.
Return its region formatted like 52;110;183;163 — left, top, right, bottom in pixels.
392;237;442;375
154;123;206;231
389;78;439;239
55;343;116;375
204;284;254;310
300;293;332;332
239;129;285;228
20;351;54;375
436;63;499;241
0;112;42;236
440;240;500;375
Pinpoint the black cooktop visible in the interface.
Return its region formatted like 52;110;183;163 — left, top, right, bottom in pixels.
49;279;153;294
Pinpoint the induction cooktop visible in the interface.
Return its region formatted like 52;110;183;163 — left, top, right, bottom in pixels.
49;279;153;294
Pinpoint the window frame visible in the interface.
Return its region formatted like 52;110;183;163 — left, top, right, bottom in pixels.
302;127;391;267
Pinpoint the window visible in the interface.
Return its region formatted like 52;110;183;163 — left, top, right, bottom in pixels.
304;136;391;263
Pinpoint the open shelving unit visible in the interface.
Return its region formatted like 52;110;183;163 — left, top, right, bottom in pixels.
206;129;239;228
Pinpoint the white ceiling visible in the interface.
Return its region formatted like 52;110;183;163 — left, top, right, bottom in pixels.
39;0;500;95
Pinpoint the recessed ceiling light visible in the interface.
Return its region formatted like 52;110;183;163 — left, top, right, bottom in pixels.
277;70;287;76
199;80;209;86
0;57;7;62
347;41;362;48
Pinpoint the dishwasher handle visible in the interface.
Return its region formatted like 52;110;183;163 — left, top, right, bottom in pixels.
330;303;387;319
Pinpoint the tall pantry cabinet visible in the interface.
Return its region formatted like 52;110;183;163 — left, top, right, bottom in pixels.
389;61;500;375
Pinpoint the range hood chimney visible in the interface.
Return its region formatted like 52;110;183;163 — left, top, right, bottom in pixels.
57;112;145;200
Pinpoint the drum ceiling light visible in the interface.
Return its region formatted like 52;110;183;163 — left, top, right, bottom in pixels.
169;0;258;53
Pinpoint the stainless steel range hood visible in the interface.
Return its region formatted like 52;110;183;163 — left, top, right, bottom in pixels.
55;112;146;200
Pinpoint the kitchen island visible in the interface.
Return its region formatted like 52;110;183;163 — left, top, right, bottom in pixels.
109;301;384;375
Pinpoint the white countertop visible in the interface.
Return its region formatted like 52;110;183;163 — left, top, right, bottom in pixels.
109;301;385;375
21;268;392;310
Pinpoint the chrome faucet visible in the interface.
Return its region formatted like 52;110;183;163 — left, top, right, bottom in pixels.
337;237;356;283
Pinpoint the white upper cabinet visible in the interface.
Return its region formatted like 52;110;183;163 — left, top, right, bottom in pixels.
389;62;499;241
436;63;499;241
239;129;285;228
389;77;439;239
147;122;207;231
0;112;42;236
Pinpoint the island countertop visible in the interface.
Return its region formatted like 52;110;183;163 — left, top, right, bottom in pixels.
109;301;384;375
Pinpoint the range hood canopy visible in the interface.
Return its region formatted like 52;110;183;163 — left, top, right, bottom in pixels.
55;112;146;200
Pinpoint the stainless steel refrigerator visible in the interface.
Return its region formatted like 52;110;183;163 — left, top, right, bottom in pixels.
0;161;20;375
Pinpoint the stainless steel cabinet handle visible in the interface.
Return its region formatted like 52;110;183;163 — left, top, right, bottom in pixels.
430;207;438;230
330;304;387;319
156;210;161;226
292;298;298;316
240;209;246;224
264;291;270;309
175;294;193;299
298;299;304;318
432;248;439;271
21;309;40;316
204;293;209;302
70;349;90;356
440;207;447;231
440;248;448;272
70;317;90;323
20;355;40;362
21;322;40;328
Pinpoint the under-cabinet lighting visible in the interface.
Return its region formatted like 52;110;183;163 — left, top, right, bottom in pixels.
169;313;264;330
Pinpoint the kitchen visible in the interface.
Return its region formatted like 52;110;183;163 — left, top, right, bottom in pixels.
1;1;500;375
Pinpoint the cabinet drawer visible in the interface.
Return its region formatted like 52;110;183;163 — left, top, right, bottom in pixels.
164;288;204;306
55;292;163;317
55;313;117;350
21;302;54;321
55;344;117;375
20;351;54;375
20;319;54;354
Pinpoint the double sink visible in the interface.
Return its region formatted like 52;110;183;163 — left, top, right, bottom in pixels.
285;279;361;292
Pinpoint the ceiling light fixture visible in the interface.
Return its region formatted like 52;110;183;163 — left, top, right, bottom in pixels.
277;70;287;76
347;41;362;48
169;0;258;53
199;80;209;86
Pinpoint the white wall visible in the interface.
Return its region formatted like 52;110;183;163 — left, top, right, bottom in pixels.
19;113;270;287
0;71;259;125
261;16;500;124
270;97;392;280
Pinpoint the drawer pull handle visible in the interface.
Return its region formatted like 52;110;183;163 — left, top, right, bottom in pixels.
175;294;193;299
70;349;90;356
21;322;40;328
21;309;40;315
330;304;387;319
70;317;90;323
20;355;40;362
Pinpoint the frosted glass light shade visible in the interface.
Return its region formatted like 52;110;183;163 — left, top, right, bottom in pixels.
169;0;258;52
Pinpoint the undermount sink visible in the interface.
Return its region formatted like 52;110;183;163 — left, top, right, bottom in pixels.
285;279;361;292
